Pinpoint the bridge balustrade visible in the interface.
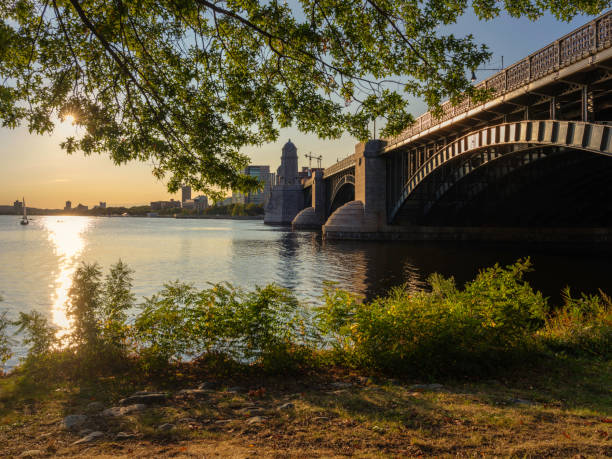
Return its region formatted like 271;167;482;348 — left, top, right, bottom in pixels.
323;153;356;178
384;10;612;150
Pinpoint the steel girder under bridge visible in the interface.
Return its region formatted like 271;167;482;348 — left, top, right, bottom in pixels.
387;120;612;225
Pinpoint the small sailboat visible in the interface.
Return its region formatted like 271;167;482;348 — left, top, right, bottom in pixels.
20;197;28;225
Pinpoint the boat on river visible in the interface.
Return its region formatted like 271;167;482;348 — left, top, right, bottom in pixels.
20;197;28;225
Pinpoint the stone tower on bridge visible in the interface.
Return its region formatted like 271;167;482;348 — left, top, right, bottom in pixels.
264;140;305;224
276;139;298;185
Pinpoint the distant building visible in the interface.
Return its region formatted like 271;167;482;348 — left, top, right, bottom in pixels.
194;195;209;212
76;203;88;211
64;201;72;210
216;196;233;207
99;201;106;209
150;199;181;210
13;200;22;211
182;199;196;209
233;165;274;205
181;186;191;203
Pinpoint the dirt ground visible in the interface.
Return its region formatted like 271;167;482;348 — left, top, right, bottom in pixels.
1;363;611;458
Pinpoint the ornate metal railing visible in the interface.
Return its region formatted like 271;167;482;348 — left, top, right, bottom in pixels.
323;153;356;177
385;10;612;149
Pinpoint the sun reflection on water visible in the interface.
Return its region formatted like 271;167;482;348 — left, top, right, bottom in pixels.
42;217;92;332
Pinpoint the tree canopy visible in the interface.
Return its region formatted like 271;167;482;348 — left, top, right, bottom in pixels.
0;0;608;197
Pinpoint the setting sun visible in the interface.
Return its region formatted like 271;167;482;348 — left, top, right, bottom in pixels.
63;113;75;124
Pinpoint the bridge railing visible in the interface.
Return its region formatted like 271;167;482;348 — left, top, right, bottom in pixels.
385;10;612;149
323;153;356;177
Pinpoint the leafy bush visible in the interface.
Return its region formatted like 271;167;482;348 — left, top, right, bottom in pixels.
134;282;316;372
100;260;135;350
59;261;135;375
67;262;104;348
540;288;612;358
14;311;57;360
316;259;548;375
65;260;135;349
0;298;12;372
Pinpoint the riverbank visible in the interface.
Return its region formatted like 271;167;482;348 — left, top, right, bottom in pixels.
1;358;610;458
174;215;263;220
1;259;609;457
0;213;264;220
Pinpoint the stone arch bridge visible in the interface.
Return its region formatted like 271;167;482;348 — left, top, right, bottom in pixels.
281;11;612;241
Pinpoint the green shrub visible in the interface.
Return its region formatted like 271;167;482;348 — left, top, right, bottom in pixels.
67;262;104;348
0;301;12;372
540;288;612;358
100;260;135;350
316;259;548;375
134;282;316;372
61;261;136;376
14;311;58;360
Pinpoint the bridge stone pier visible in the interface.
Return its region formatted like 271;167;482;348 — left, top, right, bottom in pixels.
322;140;387;238
292;169;326;229
266;11;612;242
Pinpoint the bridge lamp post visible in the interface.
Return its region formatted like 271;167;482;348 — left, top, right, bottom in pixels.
470;56;504;82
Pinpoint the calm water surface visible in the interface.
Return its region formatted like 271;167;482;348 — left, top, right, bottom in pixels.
1;215;611;361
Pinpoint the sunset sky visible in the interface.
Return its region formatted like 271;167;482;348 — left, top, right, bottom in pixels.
0;10;600;209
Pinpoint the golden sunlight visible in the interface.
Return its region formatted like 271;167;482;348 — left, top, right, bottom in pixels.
62;113;76;124
42;216;92;333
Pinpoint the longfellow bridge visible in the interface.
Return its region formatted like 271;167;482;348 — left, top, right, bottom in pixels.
265;11;612;241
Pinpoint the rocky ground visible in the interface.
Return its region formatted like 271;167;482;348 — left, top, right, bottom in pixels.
1;363;611;458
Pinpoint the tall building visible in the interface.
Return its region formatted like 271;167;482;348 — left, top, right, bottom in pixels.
181;185;191;202
233;165;273;205
13;200;22;211
65;201;72;210
99;201;106;209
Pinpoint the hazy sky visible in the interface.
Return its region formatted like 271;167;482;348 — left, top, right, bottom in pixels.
0;9;600;208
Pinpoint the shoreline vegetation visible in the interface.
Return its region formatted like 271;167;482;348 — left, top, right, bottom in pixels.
0;203;265;219
0;259;610;457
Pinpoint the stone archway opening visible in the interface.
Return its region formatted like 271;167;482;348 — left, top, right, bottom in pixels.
329;183;355;216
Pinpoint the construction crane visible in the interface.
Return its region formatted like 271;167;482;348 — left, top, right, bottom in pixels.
304;152;323;169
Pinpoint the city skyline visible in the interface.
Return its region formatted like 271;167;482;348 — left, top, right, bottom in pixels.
0;10;598;208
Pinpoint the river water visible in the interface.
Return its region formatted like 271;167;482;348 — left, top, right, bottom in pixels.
1;215;611;362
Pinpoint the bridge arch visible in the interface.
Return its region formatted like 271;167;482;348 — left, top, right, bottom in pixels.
423;147;612;227
328;174;355;216
388;120;612;223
